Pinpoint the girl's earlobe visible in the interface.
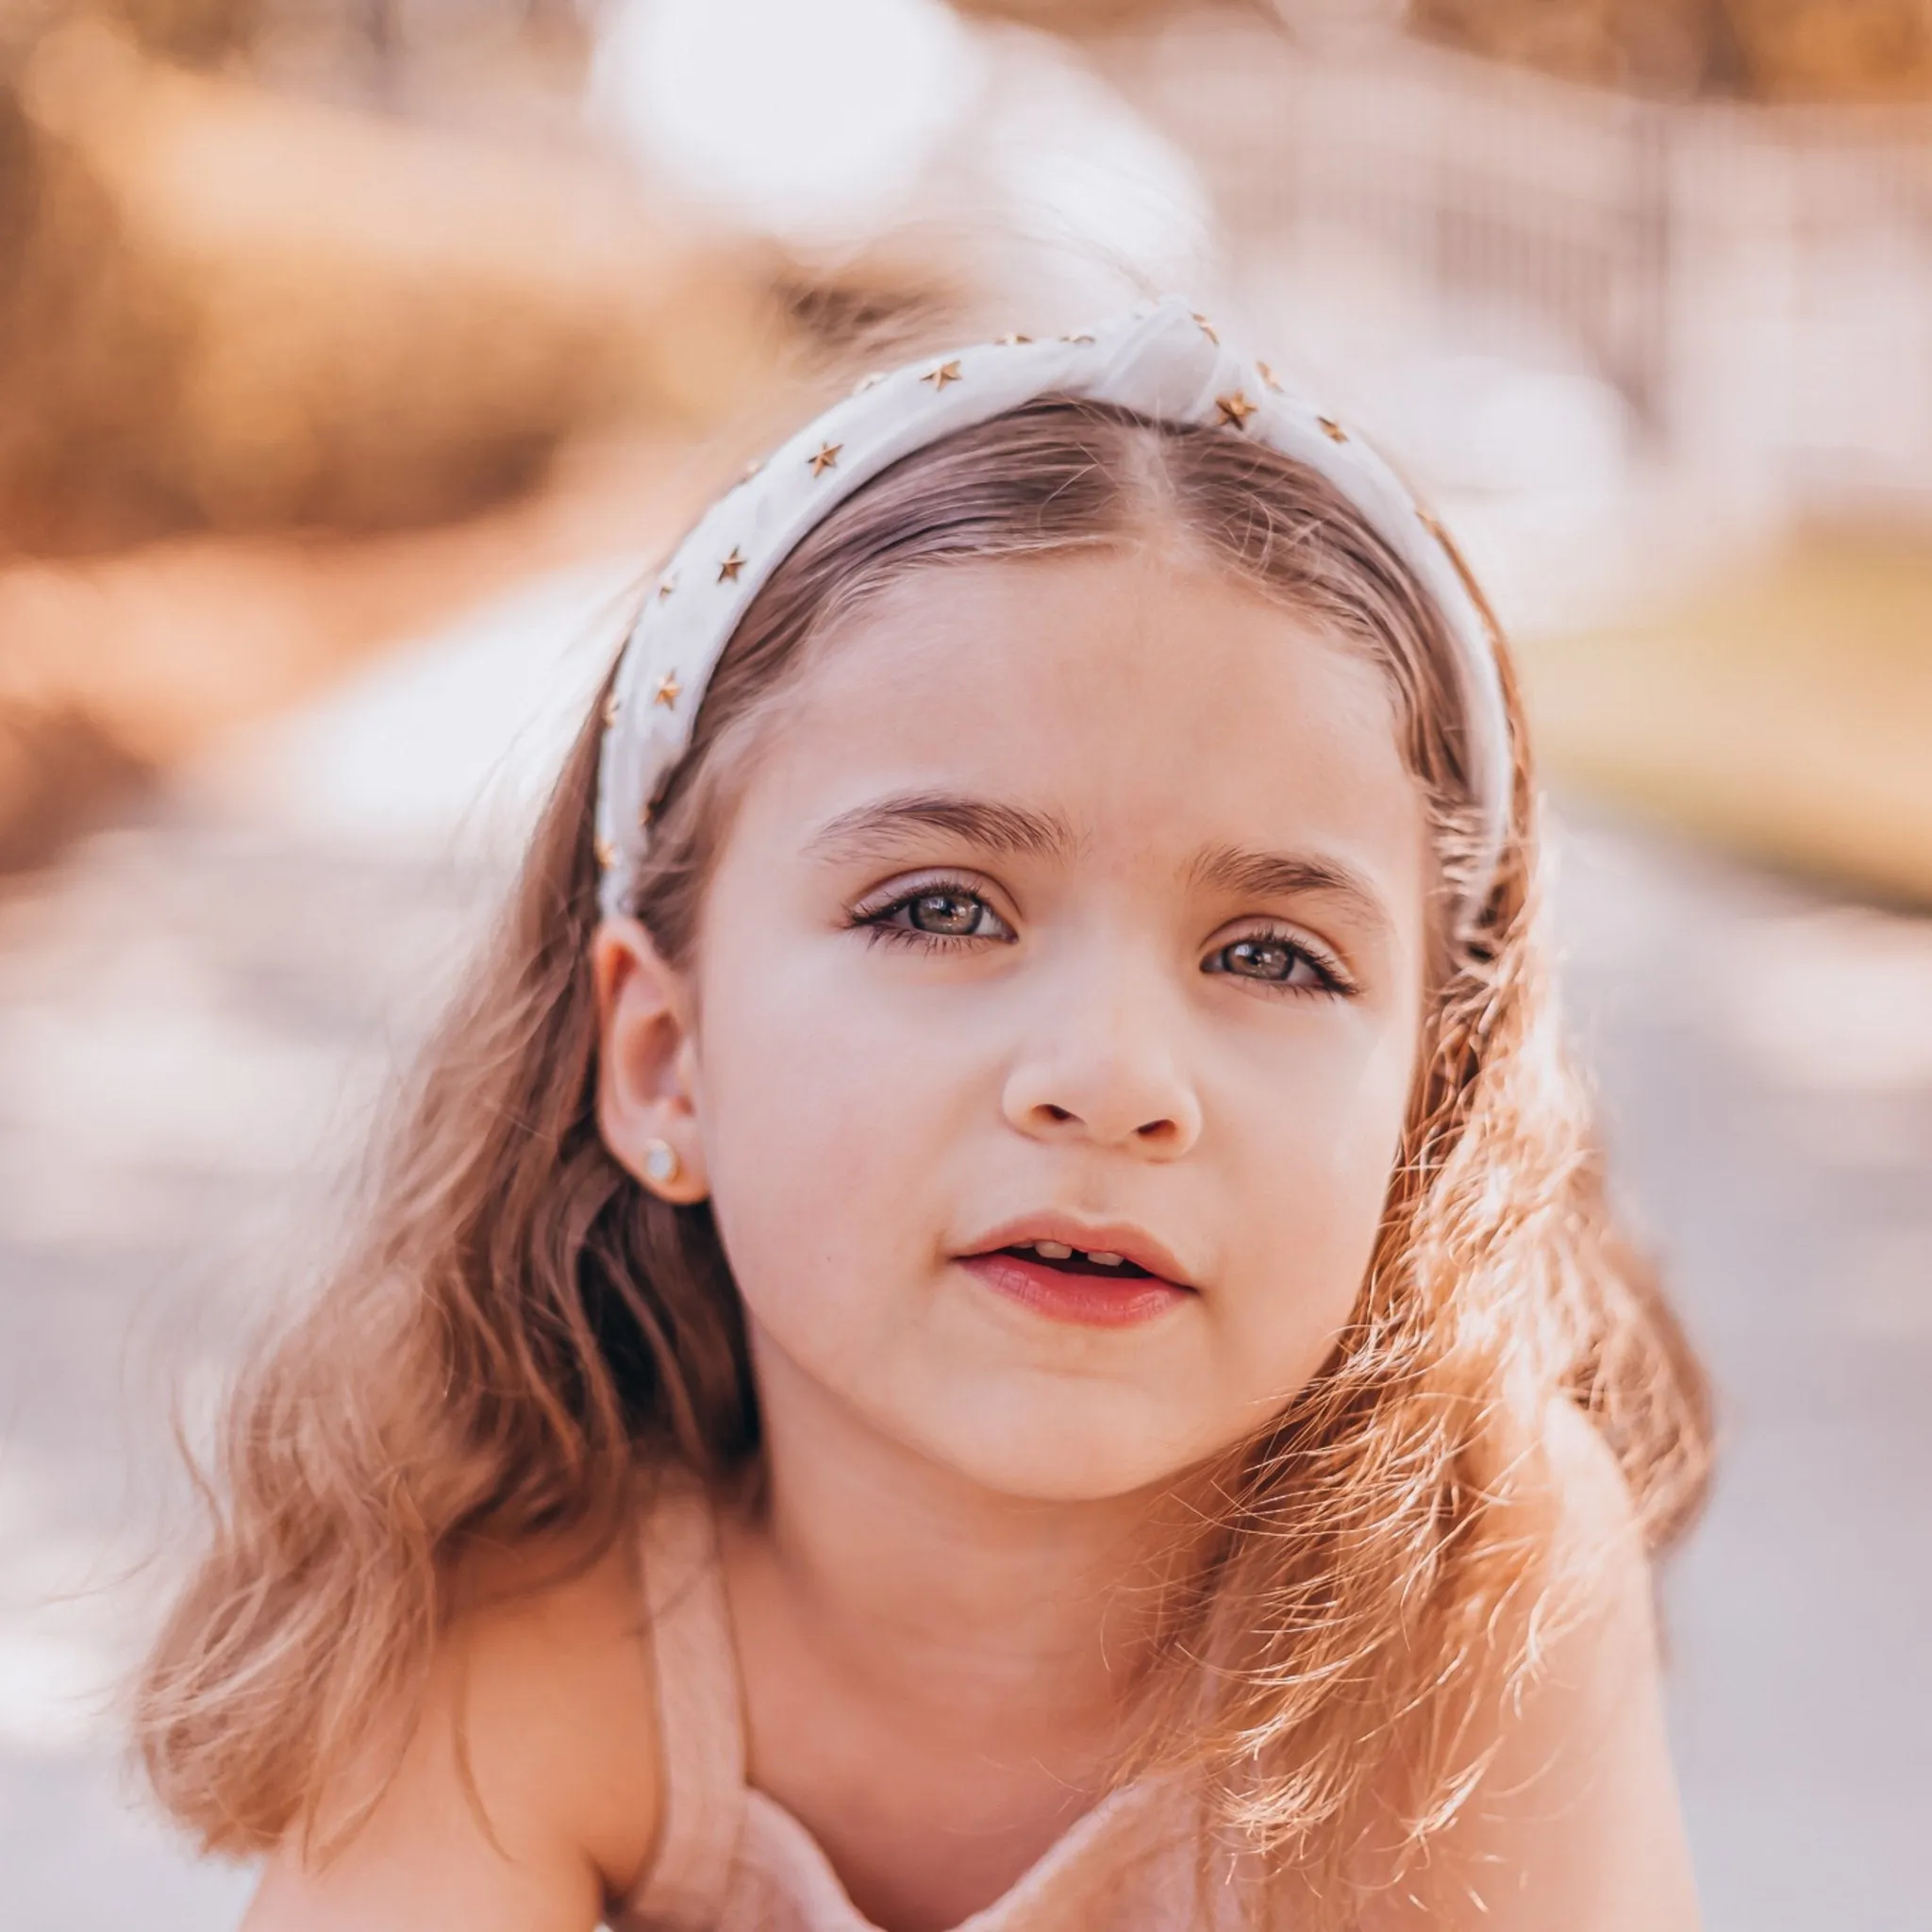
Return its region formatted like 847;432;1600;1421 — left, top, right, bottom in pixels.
590;918;710;1203
638;1135;708;1205
628;1131;709;1205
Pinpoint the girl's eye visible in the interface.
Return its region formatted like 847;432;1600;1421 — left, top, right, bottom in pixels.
1203;933;1350;994
860;884;1015;944
904;889;989;936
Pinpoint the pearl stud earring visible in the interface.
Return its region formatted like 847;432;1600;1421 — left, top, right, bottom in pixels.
642;1139;681;1191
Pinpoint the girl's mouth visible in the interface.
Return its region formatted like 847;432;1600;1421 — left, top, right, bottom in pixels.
999;1239;1155;1276
958;1238;1192;1328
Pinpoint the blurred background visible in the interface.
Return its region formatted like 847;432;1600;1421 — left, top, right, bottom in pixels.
0;2;1926;1925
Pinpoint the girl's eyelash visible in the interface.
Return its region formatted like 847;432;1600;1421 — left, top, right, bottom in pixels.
849;886;1356;995
848;876;1013;951
1203;926;1359;998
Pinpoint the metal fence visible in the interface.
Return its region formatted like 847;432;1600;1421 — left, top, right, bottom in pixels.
1106;21;1932;520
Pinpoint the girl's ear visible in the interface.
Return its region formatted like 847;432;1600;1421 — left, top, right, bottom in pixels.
591;917;710;1204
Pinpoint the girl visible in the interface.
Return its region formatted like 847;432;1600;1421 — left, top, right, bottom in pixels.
137;294;1710;1931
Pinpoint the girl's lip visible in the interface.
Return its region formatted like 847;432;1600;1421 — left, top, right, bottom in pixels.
957;1251;1192;1328
958;1217;1194;1289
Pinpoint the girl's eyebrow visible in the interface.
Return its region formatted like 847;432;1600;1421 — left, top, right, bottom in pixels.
1187;843;1393;941
808;799;1391;936
807;791;1074;864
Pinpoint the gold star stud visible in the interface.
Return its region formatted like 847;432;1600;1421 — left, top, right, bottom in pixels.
922;359;963;390
718;547;746;583
594;835;617;869
809;441;841;476
653;671;681;709
1216;390;1257;430
1257;359;1284;392
658;573;676;599
1192;312;1219;342
1060;331;1096;344
1317;416;1348;443
602;690;623;727
997;332;1034;345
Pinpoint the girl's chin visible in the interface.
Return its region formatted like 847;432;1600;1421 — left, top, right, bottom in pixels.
916;1441;1205;1507
880;1375;1227;1506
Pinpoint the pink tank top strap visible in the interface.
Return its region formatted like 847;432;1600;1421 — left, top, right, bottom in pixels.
618;1472;747;1930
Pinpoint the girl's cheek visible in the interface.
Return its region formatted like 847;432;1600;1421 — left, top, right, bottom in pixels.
695;940;958;1324
1212;1024;1415;1380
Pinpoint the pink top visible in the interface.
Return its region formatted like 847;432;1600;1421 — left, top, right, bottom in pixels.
607;1480;1265;1932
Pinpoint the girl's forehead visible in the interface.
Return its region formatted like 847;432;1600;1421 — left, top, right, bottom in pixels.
808;548;1414;780
763;550;1425;871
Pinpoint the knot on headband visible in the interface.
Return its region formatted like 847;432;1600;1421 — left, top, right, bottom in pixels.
592;292;1510;920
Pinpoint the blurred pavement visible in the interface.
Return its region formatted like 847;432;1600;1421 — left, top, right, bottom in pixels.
1;575;1929;1930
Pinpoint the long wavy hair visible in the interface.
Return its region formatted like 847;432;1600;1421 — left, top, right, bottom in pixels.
135;396;1709;1920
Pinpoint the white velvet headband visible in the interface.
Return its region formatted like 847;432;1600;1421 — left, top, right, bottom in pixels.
592;292;1511;920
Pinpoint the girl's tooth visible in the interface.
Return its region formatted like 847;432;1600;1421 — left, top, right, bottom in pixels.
1089;1252;1124;1267
1034;1241;1073;1260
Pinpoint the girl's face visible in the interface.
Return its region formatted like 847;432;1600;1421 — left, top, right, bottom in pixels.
630;546;1432;1501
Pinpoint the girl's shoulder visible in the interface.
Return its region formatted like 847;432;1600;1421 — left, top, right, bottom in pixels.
441;1524;668;1887
1362;1397;1696;1931
245;1523;663;1931
1537;1391;1647;1550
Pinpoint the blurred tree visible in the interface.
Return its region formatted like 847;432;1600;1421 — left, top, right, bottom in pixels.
1407;0;1725;92
952;0;1206;27
1409;0;1932;98
0;18;808;555
0;77;197;553
1730;0;1932;97
0;695;152;874
110;0;262;64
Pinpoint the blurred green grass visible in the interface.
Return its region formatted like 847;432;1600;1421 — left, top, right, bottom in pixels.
1517;531;1932;907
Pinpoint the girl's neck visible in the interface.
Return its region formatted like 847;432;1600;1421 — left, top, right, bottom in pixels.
723;1339;1201;1767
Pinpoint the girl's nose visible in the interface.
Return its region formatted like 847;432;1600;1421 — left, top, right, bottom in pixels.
999;965;1204;1158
